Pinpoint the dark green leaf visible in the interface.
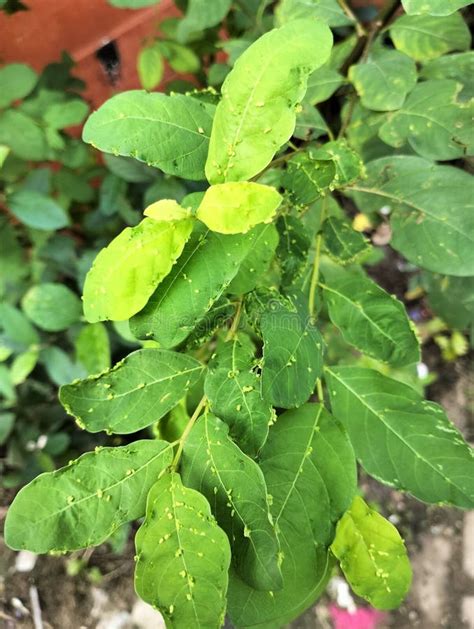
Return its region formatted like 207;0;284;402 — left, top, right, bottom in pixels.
323;216;371;265
8;189;69;230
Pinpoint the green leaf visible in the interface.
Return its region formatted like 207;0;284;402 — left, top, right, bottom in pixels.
321;267;420;367
0;110;48;161
349;156;474;276
379;80;473;161
349;49;417;112
402;0;472;16
228;222;279;294
0;412;14;445
261;296;324;408
284;152;336;205
137;43;164;91
83;216;193;322
304;66;345;105
204;335;272;456
4;440;173;552
228;403;356;628
323;216;371;265
331;496;412;610
43;99;89;129
159;41;200;73
276;0;353;27
22;283;82;332
0;303;40;349
130;224;261;348
83;91;215;180
294;104;329;141
0;63;37;108
8;189;69;230
276;215;311;288
135;472;231;628
75;323;111;375
60;348;204;434
422;273;474;329
196;182;282;234
310;140;364;188
421;52;474;100
177;0;231;41
182;412;282;591
10;348;39;385
205;19;332;183
326;366;474;508
40;346;86;387
390;12;471;62
108;0;159;6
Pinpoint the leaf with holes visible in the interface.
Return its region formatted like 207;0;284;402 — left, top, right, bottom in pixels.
135;472;231;629
181;412;282;591
326;366;474;508
322;216;371;265
59;349;204;434
332;496;412;609
205;19;332;183
83;91;215;180
4;440;173;552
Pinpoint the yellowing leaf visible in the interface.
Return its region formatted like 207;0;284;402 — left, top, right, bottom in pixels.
332;496;412;610
83;216;193;322
196;182;282;234
144;199;191;222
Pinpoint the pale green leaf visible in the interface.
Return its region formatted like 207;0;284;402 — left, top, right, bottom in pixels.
196;182;282;234
159;41;200;73
144;198;191;222
204;334;272;456
60;348;204;434
83;216;193;322
228;222;279;294
304;66;345;105
135;472;231;628
0;303;39;349
0;144;9;167
321;267;420;367
130;224;261;348
4;439;173;552
228;403;356;628
182;412;282;591
326;366;474;508
137;43;164;91
8;189;69;230
177;0;231;41
261;297;324;408
205;19;332;183
323;216;371;265
40;346;86;387
276;0;353;27
0;63;37;108
22;283;82;332
83;91;215;180
75;323;111;375
379;80;473;160
0;110;48;160
10;348;39;385
43;99;89;129
332;496;412;610
402;0;472;16
390;12;471;62
349;156;474;276
349;49;417;112
421;51;474;100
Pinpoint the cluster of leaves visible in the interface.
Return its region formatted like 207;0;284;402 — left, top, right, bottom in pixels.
0;55;203;486
4;0;474;628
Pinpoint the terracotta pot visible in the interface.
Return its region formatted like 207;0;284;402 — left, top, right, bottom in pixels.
0;0;180;107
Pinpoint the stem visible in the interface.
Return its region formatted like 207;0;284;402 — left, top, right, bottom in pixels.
226;298;243;341
316;378;324;402
171;395;207;471
308;196;329;319
337;0;366;36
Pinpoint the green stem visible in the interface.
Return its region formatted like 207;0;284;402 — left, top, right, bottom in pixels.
171;395;207;471
226;297;243;341
316;378;324;402
308;196;329;319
